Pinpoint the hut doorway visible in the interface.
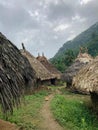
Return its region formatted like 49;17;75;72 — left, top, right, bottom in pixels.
51;79;55;85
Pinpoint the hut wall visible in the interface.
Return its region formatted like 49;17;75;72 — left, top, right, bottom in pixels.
36;79;55;87
41;80;51;86
90;92;98;111
50;78;62;85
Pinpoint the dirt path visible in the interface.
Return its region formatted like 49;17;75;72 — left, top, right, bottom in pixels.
0;119;19;130
39;94;64;130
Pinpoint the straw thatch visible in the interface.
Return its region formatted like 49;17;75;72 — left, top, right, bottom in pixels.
36;54;61;79
0;32;35;114
72;56;98;109
62;51;93;87
72;57;98;94
76;52;93;63
21;50;55;82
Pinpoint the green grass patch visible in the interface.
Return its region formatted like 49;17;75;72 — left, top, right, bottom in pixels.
0;90;49;130
51;94;98;130
48;85;65;92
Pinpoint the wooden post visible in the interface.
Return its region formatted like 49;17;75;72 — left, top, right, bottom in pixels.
22;43;26;52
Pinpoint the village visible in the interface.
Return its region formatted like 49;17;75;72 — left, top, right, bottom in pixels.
0;0;98;129
0;29;98;130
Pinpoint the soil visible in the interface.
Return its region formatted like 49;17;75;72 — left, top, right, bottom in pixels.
0;88;64;130
0;119;19;130
39;94;64;130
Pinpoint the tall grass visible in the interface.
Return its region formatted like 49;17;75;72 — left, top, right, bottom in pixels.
0;90;49;130
51;94;98;130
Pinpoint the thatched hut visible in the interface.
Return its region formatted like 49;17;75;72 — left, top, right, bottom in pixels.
36;53;61;84
62;51;93;87
21;50;55;86
72;56;98;109
0;32;35;114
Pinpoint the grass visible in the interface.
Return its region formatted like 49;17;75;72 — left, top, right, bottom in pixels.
51;94;98;130
47;85;66;92
0;85;98;130
0;90;49;130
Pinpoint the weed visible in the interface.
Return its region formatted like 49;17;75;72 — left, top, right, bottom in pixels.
0;90;49;130
51;94;98;130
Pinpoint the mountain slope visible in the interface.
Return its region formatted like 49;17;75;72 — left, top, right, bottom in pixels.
51;22;98;72
54;22;98;58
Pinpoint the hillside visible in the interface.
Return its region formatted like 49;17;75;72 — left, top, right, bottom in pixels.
51;22;98;72
54;22;98;58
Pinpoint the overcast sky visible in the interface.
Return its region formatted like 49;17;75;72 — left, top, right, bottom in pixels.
0;0;98;58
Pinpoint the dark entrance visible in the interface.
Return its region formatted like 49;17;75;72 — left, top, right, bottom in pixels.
51;79;55;85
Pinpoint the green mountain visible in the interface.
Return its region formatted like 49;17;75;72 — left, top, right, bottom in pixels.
54;22;98;58
51;22;98;72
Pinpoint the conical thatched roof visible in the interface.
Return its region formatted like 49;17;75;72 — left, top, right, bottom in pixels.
0;32;35;114
76;52;93;63
21;50;55;81
72;56;98;94
36;54;61;79
62;52;93;87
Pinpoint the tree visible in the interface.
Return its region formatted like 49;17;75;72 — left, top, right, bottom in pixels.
92;32;97;39
64;49;76;66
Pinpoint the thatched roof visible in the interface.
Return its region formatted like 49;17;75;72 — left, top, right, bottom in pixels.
0;32;35;114
36;54;61;79
21;50;55;81
62;52;93;86
76;52;93;63
72;56;98;94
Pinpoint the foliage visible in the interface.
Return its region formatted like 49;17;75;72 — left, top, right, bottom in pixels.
0;90;49;130
53;22;98;58
51;22;98;72
63;49;76;66
50;57;67;72
87;34;98;57
51;49;77;72
51;94;98;130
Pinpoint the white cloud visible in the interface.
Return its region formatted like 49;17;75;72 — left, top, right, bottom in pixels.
67;34;76;41
0;0;14;8
0;0;97;58
39;42;45;47
54;35;58;39
72;15;80;20
28;10;39;17
28;10;34;17
54;24;70;32
72;15;86;22
80;0;92;5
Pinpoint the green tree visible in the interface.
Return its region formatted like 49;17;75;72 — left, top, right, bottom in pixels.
92;32;97;39
64;49;76;66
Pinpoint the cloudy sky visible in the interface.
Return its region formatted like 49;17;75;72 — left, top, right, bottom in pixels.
0;0;98;58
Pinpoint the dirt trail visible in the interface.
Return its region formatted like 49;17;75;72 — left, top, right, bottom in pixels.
39;94;64;130
0;119;19;130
